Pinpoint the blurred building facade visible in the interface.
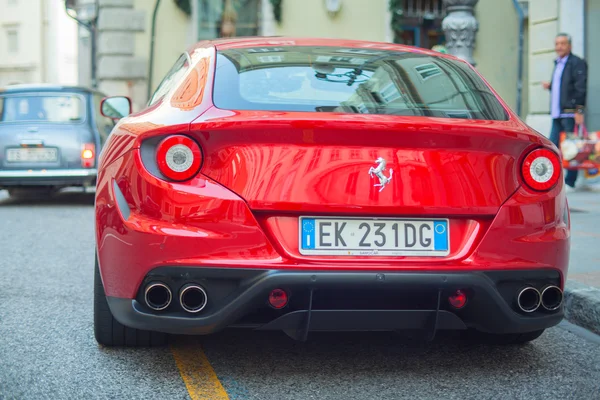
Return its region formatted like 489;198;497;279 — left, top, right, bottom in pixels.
79;0;517;110
0;0;78;87
526;0;599;134
257;0;526;125
78;0;598;133
75;0;195;110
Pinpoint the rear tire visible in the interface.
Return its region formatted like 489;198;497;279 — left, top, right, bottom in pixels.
94;254;167;347
463;329;545;345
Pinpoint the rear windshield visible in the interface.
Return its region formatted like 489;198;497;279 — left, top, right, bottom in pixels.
0;93;85;123
213;46;509;120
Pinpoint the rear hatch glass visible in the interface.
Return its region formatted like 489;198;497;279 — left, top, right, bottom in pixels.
213;46;508;120
0;93;85;123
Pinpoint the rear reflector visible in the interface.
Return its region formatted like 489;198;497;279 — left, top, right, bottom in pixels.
156;135;202;181
521;148;560;191
81;144;95;168
268;289;289;309
448;290;467;309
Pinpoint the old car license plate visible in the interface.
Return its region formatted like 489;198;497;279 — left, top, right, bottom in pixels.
6;148;58;162
299;217;449;256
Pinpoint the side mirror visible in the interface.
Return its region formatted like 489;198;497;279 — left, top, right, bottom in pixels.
100;96;132;120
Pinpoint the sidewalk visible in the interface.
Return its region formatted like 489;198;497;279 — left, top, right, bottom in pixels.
563;181;600;335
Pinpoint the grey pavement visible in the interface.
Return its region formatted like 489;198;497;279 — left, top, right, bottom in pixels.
562;184;600;334
1;189;600;400
565;185;600;285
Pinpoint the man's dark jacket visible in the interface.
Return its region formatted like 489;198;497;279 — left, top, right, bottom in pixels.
550;53;588;114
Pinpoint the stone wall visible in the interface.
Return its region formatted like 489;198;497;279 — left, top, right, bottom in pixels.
472;0;526;116
134;0;193;101
96;0;147;111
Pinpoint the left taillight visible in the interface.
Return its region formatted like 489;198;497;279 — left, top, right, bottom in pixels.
521;148;561;191
155;135;202;182
81;143;95;168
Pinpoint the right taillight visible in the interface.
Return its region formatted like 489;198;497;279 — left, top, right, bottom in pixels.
81;143;95;168
155;135;202;182
521;148;561;191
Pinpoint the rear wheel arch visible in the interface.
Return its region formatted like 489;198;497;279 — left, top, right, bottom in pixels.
94;251;168;347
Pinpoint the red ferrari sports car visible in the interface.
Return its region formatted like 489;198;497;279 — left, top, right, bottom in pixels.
94;37;569;347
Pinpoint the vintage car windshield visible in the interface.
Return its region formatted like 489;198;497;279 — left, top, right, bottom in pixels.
213;46;509;120
0;94;85;123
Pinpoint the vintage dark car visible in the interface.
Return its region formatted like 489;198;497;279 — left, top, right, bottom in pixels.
0;84;115;197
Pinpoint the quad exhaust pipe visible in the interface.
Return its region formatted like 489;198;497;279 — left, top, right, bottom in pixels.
144;282;208;313
144;282;172;311
517;285;563;313
541;285;563;311
517;287;541;313
179;284;208;313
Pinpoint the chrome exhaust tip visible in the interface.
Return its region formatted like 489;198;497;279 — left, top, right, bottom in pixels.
517;286;541;313
180;284;208;313
144;282;172;311
541;285;563;311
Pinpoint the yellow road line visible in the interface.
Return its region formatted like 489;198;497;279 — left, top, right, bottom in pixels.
171;337;229;400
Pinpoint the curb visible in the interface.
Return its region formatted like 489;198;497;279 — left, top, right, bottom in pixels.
563;279;600;335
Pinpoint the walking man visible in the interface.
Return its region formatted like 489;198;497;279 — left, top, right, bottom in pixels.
542;33;588;189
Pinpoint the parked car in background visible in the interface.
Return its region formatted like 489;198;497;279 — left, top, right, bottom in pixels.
0;84;115;198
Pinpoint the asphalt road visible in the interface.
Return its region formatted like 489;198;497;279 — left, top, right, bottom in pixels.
1;189;599;400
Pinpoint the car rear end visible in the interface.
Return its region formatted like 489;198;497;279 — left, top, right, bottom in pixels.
0;89;97;193
96;42;569;343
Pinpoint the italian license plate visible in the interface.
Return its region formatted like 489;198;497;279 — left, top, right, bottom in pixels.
299;217;450;256
6;148;58;162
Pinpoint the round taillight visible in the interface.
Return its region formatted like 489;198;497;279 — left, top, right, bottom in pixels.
521;148;561;191
156;135;202;181
268;289;289;309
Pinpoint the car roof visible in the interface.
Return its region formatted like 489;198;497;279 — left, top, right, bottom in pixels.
0;83;106;97
193;36;460;61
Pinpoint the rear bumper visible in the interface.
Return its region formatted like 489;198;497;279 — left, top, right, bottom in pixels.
106;267;563;338
0;168;97;186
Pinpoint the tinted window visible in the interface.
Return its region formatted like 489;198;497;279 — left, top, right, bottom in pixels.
213;46;509;120
148;53;190;106
0;94;85;123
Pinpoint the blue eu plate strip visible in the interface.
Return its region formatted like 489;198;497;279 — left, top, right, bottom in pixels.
301;219;316;249
433;221;448;251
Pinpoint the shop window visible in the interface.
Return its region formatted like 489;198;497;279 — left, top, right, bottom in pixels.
390;0;446;49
